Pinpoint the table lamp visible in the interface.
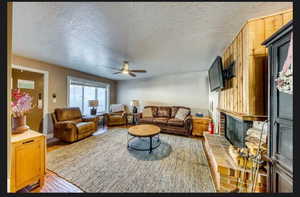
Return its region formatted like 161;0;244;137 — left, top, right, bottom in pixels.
89;100;99;115
130;100;139;113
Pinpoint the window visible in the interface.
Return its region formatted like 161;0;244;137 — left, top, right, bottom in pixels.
67;76;109;115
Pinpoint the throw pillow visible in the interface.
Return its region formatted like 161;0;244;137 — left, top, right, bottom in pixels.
175;108;190;120
142;108;153;118
171;107;179;118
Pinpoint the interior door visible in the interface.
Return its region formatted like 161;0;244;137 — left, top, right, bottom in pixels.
12;69;44;132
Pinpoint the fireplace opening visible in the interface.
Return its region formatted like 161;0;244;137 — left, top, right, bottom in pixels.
221;113;253;148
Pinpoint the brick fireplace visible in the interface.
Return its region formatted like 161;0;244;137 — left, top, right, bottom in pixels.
203;111;268;192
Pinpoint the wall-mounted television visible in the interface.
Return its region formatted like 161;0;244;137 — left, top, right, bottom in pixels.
208;56;224;92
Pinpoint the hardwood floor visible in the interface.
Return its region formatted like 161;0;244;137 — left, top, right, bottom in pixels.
19;170;84;193
20;125;131;193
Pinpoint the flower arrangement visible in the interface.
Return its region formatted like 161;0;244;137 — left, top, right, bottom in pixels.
275;69;293;94
11;89;34;118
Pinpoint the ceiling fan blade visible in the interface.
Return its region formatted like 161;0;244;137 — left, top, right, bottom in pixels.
103;66;121;71
129;70;147;73
113;71;122;74
128;72;136;77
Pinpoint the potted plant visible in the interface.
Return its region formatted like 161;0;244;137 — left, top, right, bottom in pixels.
11;89;34;134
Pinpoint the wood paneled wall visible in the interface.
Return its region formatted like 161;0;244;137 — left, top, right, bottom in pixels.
219;10;292;117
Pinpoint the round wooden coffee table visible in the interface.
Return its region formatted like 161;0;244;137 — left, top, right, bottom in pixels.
127;124;161;153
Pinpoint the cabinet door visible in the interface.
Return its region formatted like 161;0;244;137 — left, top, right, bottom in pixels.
269;30;293;192
15;139;42;189
272;164;293;192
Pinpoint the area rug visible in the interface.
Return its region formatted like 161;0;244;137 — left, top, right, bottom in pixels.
47;128;215;192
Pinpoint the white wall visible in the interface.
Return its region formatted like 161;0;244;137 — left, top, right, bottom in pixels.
209;90;220;134
117;71;209;115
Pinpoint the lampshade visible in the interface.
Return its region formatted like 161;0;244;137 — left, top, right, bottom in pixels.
130;100;139;107
89;100;99;107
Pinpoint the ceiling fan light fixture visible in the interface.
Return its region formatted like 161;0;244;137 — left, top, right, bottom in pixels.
112;60;146;77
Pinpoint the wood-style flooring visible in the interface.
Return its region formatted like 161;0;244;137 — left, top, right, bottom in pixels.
20;126;129;193
19;170;83;193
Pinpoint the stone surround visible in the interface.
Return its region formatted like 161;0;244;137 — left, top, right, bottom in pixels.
203;132;267;192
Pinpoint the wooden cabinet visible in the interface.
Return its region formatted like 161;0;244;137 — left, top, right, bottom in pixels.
263;20;293;193
192;116;211;137
219;9;292;119
10;130;46;192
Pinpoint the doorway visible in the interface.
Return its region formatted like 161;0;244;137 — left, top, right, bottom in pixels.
12;65;49;135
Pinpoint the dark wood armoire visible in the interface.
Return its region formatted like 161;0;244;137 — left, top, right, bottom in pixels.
263;20;293;192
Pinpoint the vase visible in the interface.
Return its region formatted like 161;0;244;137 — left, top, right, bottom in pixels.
12;115;29;134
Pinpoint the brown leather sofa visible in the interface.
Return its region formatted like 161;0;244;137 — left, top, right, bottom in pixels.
138;106;193;136
51;107;99;142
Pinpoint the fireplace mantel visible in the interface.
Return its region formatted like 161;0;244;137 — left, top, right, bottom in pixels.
217;108;267;121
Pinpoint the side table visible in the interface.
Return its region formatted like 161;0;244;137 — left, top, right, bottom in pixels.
191;116;211;137
83;113;107;128
127;113;139;125
96;112;107;127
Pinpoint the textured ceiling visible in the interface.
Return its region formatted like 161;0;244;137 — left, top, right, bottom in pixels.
13;2;292;80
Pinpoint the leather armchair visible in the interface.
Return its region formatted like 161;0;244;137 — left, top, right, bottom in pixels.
51;107;98;142
106;104;128;126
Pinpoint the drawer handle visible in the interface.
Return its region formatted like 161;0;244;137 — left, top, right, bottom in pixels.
23;139;34;144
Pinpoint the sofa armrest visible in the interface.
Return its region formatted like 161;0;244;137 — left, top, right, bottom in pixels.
183;115;193;135
136;112;143;124
137;113;143;118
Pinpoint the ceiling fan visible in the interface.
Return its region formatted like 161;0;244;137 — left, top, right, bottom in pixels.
112;61;147;77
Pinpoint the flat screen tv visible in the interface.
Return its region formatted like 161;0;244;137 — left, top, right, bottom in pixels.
208;56;224;92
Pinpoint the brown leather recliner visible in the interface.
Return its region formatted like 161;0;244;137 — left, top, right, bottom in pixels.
106;104;128;126
138;106;193;136
51;107;98;142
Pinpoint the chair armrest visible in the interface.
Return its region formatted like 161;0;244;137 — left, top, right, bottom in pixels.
54;121;77;130
53;121;78;142
121;111;127;119
82;116;97;122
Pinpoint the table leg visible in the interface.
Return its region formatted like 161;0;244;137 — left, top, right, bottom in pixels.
149;136;153;153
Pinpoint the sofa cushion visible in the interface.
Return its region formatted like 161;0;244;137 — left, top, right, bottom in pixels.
175;108;190;120
76;122;95;134
142;108;153;118
109;115;123;120
157;107;171;118
168;118;184;126
139;117;154;123
153;117;169;124
55;107;82;121
171;107;179;118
